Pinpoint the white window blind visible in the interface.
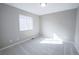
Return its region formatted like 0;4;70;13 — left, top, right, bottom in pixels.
19;14;33;31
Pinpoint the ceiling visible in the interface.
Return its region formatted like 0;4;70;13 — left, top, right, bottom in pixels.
6;3;79;15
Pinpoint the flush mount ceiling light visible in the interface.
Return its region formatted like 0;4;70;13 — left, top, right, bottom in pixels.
40;3;47;7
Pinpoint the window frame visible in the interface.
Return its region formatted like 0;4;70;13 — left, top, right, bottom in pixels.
19;14;33;31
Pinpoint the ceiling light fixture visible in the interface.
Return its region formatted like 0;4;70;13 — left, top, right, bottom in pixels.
40;3;47;7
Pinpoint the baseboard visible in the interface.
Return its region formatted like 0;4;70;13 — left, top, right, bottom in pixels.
73;44;79;54
0;34;40;51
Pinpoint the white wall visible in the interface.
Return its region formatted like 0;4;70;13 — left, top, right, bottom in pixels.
75;8;79;53
0;4;40;48
40;9;77;42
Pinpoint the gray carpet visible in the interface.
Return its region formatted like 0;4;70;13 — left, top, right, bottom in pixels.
0;37;78;55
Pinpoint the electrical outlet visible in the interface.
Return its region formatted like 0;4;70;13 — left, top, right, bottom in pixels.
9;40;13;43
17;39;19;40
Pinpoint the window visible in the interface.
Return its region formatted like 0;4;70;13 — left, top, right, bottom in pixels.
19;14;33;31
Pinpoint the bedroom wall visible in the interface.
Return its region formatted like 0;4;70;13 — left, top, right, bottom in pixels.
75;7;79;53
40;9;77;42
0;4;40;48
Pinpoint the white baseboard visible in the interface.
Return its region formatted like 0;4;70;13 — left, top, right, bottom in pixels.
74;44;79;54
0;34;40;51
